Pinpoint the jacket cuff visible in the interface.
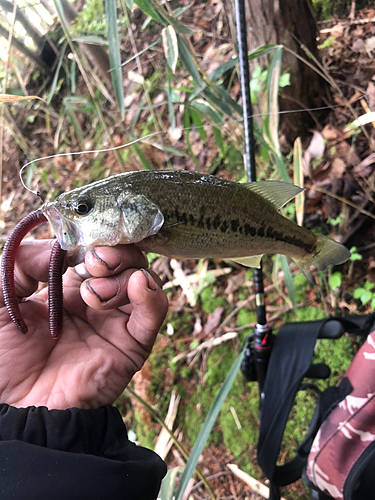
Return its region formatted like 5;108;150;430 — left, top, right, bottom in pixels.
0;404;166;500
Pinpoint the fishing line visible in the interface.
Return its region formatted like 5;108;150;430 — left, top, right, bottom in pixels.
19;129;186;195
18;100;361;197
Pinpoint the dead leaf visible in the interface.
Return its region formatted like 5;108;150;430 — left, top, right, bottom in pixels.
366;80;375;111
127;71;144;84
352;38;366;52
322;124;342;141
330;23;344;37
167;126;182;144
224;273;245;295
0;94;45;103
302;131;325;177
365;36;375;52
330;157;346;179
354;152;375;176
203;306;224;335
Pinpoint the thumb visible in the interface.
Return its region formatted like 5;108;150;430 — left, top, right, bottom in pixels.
126;269;168;354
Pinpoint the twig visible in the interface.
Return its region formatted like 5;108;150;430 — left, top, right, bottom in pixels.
227;464;287;500
172;331;238;364
305;183;375;221
154;390;180;460
216;282;279;335
319;18;375;30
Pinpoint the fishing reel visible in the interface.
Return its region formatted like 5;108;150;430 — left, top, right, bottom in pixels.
240;334;257;382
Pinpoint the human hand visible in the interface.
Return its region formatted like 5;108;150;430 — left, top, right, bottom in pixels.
0;240;168;410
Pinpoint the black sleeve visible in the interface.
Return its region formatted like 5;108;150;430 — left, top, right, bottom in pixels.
0;404;167;500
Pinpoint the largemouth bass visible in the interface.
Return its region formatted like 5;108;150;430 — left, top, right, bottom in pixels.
42;170;350;282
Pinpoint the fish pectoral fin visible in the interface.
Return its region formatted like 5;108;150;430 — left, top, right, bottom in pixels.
230;255;263;268
245;181;304;209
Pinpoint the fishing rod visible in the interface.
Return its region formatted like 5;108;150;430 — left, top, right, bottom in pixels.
234;0;274;395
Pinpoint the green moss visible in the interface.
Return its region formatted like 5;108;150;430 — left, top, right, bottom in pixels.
237;307;256;327
293;273;310;302
286;305;327;323
160;311;194;337
199;284;227;314
132;408;157;450
314;335;355;384
220;380;260;476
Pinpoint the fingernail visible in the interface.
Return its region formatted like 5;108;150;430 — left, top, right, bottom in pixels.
91;247;122;271
86;278;120;302
140;268;158;291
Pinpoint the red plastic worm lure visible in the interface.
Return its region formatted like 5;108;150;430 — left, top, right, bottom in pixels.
1;210;67;339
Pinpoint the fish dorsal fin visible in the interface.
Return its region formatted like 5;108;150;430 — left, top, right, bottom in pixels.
245;181;303;210
230;255;263;268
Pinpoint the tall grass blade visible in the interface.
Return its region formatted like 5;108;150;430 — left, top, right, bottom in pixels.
212;127;224;156
190;108;206;141
70;59;77;94
177;34;201;85
266;46;282;157
184;108;200;169
261;47;289;181
162;13;196;35
209;44;280;82
166;68;176;129
134;0;166;24
130;85;151;134
174;350;244;500
203;87;233;118
293;137;304;226
173;4;193;17
63;97;85;148
279;254;297;312
121;37;161;68
162;25;178;74
160;467;181;500
71;35;109;46
189;101;222;125
274;155;290;183
105;0;125;118
131;143;152;169
47;43;67;105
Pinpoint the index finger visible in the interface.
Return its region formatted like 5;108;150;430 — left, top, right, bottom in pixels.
84;245;148;278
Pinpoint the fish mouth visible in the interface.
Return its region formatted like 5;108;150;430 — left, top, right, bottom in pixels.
42;205;85;264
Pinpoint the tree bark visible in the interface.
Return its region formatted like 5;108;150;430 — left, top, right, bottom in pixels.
224;0;328;149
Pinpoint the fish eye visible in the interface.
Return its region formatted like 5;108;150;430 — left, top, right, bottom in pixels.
74;199;94;216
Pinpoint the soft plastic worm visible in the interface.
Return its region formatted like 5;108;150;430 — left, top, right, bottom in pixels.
48;240;66;339
1;210;67;339
1;210;48;333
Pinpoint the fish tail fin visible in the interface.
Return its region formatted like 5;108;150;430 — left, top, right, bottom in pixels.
293;236;351;284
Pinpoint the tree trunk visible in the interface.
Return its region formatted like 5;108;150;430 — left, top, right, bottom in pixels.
224;0;328;149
